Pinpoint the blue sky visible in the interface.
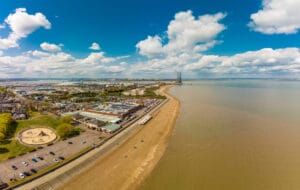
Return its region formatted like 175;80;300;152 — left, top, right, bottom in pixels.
0;0;300;78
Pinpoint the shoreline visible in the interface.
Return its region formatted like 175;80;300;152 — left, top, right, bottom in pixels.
59;85;180;190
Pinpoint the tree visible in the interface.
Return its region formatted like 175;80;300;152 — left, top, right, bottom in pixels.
0;132;5;141
0;147;9;153
0;113;13;139
60;116;73;124
56;123;80;139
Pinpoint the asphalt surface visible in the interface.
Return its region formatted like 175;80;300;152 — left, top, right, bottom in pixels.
15;98;168;190
0;129;100;183
0;99;162;186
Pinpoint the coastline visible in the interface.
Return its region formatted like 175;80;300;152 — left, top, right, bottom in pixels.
59;85;180;190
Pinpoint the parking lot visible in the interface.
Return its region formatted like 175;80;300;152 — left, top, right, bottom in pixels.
0;99;163;185
0;128;101;183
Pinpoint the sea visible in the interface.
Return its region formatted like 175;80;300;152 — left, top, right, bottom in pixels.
140;80;300;190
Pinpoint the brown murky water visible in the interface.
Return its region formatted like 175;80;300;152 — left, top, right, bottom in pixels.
140;80;300;190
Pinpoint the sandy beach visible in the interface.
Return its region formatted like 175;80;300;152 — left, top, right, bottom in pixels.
59;85;180;190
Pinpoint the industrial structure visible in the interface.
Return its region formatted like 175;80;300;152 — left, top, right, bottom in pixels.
176;71;182;84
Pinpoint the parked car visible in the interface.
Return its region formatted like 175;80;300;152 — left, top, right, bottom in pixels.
31;158;38;163
49;151;55;156
68;141;73;144
35;154;44;160
30;168;37;173
81;140;86;144
19;173;25;179
11;165;18;170
58;156;65;160
53;158;59;163
0;182;8;189
23;171;31;176
21;161;28;167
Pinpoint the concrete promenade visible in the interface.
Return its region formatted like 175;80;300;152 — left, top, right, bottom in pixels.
14;87;172;190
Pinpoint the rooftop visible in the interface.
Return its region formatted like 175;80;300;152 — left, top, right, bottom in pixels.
79;111;121;123
102;124;121;132
62;111;121;123
91;102;140;115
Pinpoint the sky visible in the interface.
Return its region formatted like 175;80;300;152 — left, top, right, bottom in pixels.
0;0;300;79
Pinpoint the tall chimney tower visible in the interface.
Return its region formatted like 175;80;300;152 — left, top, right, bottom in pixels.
176;72;182;84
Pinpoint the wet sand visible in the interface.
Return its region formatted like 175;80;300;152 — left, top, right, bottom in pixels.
60;85;180;190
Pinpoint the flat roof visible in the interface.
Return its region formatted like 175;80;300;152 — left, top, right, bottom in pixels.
62;111;121;123
79;111;121;123
102;124;121;132
92;102;139;115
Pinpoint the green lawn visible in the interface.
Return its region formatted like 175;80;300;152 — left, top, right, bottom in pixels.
0;114;65;162
16;115;62;133
28;111;41;118
0;140;35;162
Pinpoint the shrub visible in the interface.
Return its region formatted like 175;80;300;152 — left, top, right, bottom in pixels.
0;132;4;141
60;116;73;124
0;147;9;153
56;123;80;139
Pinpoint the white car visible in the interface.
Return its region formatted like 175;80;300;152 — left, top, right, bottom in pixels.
53;158;59;163
19;173;25;179
21;161;28;167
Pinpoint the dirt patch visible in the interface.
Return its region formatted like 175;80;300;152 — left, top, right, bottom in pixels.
18;127;58;146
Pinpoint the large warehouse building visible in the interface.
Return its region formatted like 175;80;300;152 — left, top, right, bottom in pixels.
85;102;142;119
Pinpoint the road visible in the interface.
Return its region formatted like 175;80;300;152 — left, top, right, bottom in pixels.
0;129;100;183
14;97;168;189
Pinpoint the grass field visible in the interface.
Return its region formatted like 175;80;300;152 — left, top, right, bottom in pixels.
0;114;64;162
0;140;34;162
16;115;62;133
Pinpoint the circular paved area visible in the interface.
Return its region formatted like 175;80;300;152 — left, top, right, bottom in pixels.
18;127;58;146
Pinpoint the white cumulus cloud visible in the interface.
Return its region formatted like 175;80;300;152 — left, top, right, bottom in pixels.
89;42;101;50
0;49;128;78
129;47;300;78
5;8;51;38
186;48;300;76
136;10;226;57
136;36;163;57
249;0;300;34
82;52;115;64
40;42;62;52
0;8;51;50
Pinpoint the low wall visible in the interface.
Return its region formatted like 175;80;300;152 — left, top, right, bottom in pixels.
9;98;169;190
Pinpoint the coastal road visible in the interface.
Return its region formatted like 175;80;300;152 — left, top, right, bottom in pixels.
0;129;99;184
59;85;179;190
15;85;176;190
